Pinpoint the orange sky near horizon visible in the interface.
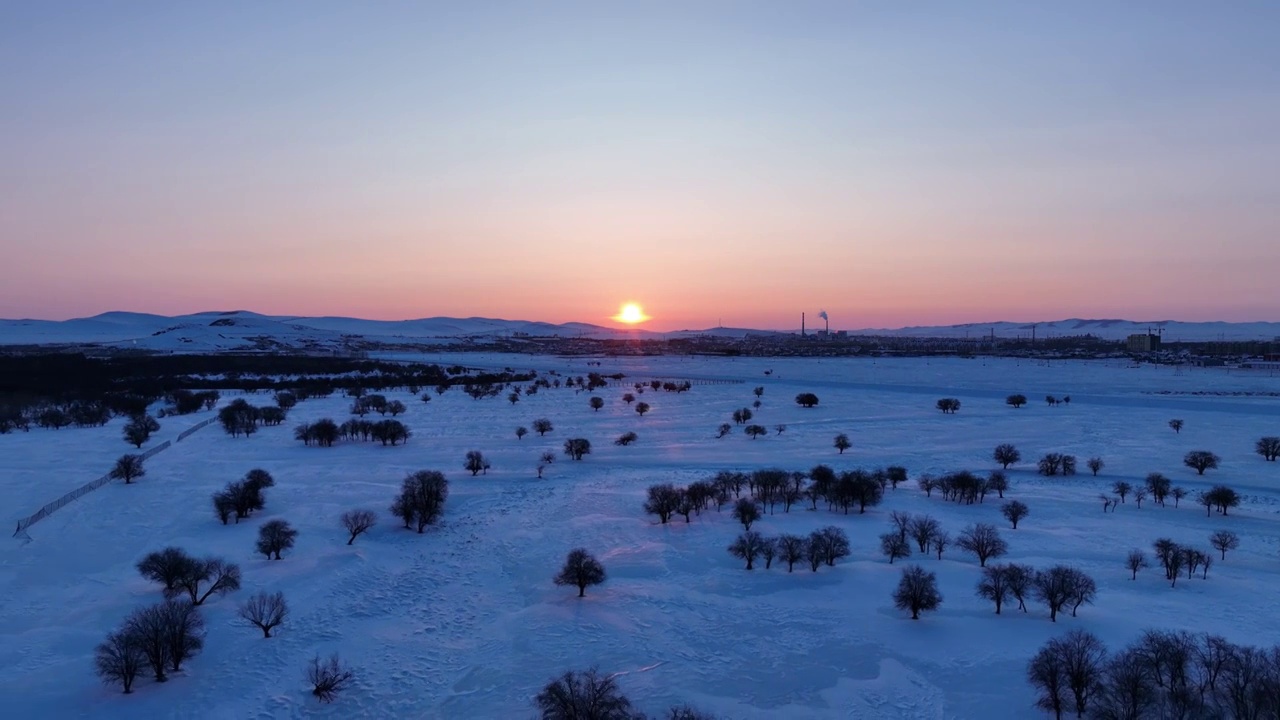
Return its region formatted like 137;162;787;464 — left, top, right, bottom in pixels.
1;4;1277;329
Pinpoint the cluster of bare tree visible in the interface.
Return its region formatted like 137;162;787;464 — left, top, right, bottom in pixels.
1027;628;1280;720
390;470;449;533
294;418;410;446
534;667;716;719
211;469;276;524
136;547;242;605
123;414;161;447
94;599;206;692
936;398;961;413
976;563;1095;621
348;393;406;417
728;526;851;572
917;470;1008;504
1038;453;1078;476
1259;436;1280;461
1138;534;1237;587
218;398;286;437
795;392;820;408
880;512;948;563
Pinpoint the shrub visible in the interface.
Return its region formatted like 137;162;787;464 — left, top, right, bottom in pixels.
307;654;355;703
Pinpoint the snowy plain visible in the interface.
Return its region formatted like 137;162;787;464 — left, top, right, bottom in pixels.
1;355;1279;719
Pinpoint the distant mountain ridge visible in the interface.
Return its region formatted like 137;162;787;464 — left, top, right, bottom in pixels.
0;311;1276;350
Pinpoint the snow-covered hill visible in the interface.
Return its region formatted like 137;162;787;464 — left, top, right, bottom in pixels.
1;311;1276;349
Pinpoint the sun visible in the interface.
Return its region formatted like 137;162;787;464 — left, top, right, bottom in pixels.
612;302;650;324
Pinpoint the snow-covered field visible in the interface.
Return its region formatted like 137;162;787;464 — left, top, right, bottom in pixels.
2;356;1278;718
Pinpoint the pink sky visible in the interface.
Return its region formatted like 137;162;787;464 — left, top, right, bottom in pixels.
1;3;1277;331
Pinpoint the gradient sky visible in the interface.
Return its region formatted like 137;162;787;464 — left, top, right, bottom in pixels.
2;2;1277;331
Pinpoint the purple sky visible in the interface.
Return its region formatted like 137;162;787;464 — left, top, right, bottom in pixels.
1;2;1277;331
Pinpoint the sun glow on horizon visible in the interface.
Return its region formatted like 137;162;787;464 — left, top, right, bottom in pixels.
612;302;650;324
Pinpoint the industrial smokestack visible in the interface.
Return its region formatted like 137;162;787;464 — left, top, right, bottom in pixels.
819;310;829;334
802;312;805;337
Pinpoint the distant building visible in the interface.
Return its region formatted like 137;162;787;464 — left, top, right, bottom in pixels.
1127;333;1162;352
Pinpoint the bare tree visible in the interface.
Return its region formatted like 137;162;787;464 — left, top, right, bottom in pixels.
463;450;491;476
589;396;604;412
635;402;650;417
1111;481;1131;503
986;471;1009;498
933;530;950;560
1027;638;1068;720
516;426;528;441
956;524;1007;567
1126;549;1149;580
759;536;777;569
1169;419;1184;433
893;565;942;619
744;424;767;439
1087;457;1104;476
178;557;242;605
908;515;940;553
137;547;197;597
390;470;449;532
307;654;355;703
341;509;377;545
795;392;819;408
554;548;606;597
238;590;288;638
124;602;174;681
993;443;1021;469
1001;501;1030;529
123;415;160;448
1006;394;1027;409
110;454;146;484
1006;563;1035;612
1034;566;1094;622
880;532;912;563
644;483;681;524
833;433;851;454
533;418;554;436
1132;488;1147;508
156;599;205;672
1056;630;1107;718
811;526;851;566
732;498;761;531
774;424;786;435
728;530;768;570
776;534;806;572
716;423;732;438
256;519;298;560
1257;436;1280;461
534;668;635;720
94;629;146;693
563;438;591;460
976;564;1012;614
622;392;635;405
537;451;555;479
1183;450;1220;476
1209;530;1239;560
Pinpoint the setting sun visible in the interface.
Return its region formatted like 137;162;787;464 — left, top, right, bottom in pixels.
613;302;650;324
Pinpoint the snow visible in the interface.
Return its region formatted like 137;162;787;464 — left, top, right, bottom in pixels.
1;356;1278;718
3;311;1279;347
